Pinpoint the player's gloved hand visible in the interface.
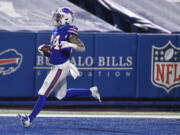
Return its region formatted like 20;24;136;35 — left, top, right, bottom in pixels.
38;45;45;55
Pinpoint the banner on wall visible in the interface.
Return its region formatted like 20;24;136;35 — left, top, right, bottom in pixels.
151;41;180;93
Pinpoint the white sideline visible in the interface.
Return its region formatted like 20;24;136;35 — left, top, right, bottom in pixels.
0;114;180;119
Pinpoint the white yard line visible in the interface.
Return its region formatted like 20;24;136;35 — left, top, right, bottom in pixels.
1;114;180;119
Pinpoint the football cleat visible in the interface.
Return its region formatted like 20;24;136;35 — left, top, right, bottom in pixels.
90;86;101;103
17;114;32;128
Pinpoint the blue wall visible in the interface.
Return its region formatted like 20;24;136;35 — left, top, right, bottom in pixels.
0;32;180;99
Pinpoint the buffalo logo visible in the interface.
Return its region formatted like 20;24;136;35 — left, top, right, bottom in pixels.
151;41;180;93
0;49;23;75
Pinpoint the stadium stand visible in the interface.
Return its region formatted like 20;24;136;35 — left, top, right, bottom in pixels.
68;0;180;33
0;0;121;32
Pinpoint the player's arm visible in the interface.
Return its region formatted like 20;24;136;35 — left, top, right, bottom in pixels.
68;34;85;52
68;34;84;47
61;34;85;52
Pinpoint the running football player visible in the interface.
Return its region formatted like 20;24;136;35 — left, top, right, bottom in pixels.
17;7;101;128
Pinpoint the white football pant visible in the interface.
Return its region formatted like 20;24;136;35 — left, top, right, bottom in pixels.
38;60;70;100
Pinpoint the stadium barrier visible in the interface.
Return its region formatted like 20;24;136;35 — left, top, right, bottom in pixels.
0;32;180;101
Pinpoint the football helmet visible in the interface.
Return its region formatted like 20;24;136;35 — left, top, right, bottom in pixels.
52;7;74;26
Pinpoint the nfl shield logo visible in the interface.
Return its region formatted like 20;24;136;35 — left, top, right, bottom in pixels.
151;41;180;93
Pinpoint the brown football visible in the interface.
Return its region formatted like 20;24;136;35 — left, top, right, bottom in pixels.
41;45;51;57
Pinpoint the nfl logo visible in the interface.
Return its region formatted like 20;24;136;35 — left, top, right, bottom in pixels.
151;41;180;93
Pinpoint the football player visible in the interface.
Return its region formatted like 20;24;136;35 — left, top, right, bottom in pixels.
17;7;101;128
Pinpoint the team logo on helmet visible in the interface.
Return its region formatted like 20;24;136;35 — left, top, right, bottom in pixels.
151;41;180;93
62;8;73;14
0;49;23;75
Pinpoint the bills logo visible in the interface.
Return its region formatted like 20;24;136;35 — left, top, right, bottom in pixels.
0;49;23;75
151;41;180;93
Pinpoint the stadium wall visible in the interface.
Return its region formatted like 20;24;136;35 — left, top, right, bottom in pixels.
0;32;180;102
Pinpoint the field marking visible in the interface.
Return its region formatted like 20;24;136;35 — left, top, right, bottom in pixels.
1;114;180;119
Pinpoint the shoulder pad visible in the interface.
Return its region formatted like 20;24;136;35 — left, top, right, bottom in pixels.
68;25;78;35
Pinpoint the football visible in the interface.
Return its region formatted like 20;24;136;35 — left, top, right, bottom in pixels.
164;48;174;61
40;45;51;57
